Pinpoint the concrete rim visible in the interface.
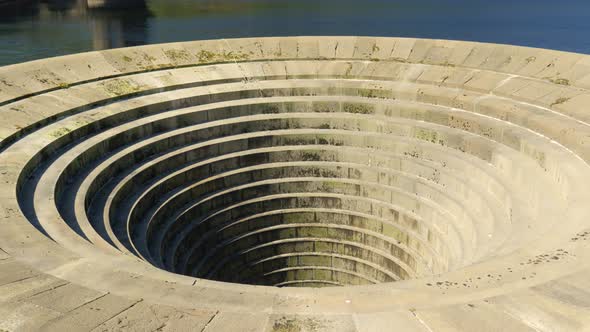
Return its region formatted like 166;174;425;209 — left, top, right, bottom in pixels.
1;37;590;329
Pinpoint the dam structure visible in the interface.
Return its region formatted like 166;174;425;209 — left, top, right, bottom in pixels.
0;36;590;331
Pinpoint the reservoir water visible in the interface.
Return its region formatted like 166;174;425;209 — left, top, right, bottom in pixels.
1;0;589;66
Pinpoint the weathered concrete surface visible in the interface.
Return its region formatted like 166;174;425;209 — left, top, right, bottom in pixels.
1;36;590;330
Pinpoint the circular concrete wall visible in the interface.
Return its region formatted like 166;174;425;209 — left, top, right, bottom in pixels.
1;37;590;331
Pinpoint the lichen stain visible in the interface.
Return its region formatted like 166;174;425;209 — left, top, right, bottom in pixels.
272;317;327;332
101;79;146;96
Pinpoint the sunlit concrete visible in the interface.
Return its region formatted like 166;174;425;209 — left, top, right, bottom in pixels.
1;36;590;331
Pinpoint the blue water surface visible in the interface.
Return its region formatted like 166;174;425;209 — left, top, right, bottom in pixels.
0;0;589;66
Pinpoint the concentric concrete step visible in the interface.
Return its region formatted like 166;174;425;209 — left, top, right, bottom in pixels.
1;36;590;331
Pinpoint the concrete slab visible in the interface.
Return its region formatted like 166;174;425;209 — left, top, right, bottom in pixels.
265;314;356;332
0;36;589;331
40;294;139;331
0;259;38;287
92;301;216;332
27;282;106;313
203;311;268;332
0;301;63;332
0;274;67;303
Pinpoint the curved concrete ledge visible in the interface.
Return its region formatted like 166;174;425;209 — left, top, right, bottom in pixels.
1;36;590;331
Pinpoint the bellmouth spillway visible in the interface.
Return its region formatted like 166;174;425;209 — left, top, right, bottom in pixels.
1;36;590;331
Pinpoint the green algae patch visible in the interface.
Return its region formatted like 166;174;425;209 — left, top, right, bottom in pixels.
49;127;72;138
101;79;146;97
415;128;438;143
196;50;250;63
301;152;321;161
343;103;373;114
283;212;314;224
359;89;381;99
197;50;216;62
321;180;351;192
297;226;329;238
128;52;160;70
361;88;391;99
164;49;192;64
222;50;251;61
312;101;338;113
551;97;571;107
548;78;570;86
272;317;326;332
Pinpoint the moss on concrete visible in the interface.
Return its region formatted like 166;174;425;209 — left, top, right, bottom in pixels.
196;50;250;63
49;127;72;138
272;317;301;332
164;49;192;64
343;103;372;114
550;97;571;107
301;152;321;161
548;78;570;86
415;128;438;143
101;79;145;96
